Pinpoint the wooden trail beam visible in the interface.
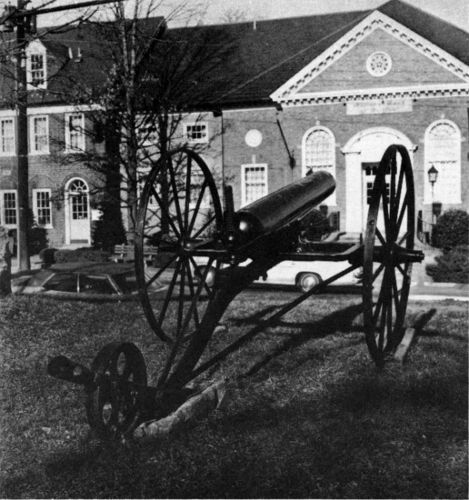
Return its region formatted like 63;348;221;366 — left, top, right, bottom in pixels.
134;379;228;440
394;308;437;363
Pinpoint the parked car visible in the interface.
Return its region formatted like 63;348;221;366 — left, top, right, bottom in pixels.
195;257;359;292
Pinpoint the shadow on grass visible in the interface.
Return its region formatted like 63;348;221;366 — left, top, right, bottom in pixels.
5;366;465;498
237;303;363;378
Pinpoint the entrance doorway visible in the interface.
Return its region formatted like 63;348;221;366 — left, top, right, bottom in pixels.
65;178;90;245
342;128;414;234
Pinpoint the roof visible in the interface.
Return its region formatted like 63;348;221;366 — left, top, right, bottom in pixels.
1;1;467;110
169;8;370;107
168;0;469;107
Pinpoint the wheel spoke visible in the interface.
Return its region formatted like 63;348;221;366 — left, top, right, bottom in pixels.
390;156;396;224
390;269;401;314
188;255;215;298
382;189;391;238
396;192;409;234
185;260;200;328
386;288;393;350
176;257;187;339
183;156;192;231
157;259;182;328
179;258;214;339
375;227;386;246
168;159;185;235
396;262;406;278
192;214;216;240
187;179;208;236
145;253;178;289
150;186;181;239
372;263;385;283
397;231;409;246
378;292;387;352
373;285;385;325
395;165;405;217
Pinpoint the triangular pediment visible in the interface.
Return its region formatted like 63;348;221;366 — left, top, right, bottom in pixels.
271;11;469;105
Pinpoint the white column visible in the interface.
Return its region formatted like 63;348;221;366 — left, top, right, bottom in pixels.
343;150;363;234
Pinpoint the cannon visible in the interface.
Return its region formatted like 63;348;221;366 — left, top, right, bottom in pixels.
48;144;424;440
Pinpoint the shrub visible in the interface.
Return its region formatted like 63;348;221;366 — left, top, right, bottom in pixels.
432;210;469;249
38;247;57;268
28;226;48;255
426;245;469;283
300;210;331;242
92;197;126;251
55;248;111;263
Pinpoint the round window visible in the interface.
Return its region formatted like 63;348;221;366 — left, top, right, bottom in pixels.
366;51;392;77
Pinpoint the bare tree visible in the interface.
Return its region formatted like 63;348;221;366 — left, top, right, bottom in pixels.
219;7;249;24
46;0;235;247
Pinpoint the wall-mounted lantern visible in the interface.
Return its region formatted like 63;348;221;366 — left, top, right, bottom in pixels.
427;165;439;191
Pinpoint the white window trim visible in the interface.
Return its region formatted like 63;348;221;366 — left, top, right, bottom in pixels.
65;112;85;153
302;125;337;206
241;163;268;207
32;188;53;229
0;117;15;156
26;44;47;90
423;119;461;204
0;189;18;228
30;115;49;155
184;122;209;144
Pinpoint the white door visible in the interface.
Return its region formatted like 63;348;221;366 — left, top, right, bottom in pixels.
67;178;90;244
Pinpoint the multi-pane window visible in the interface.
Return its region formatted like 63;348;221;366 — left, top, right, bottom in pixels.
424;120;461;204
30;53;45;86
185;123;208;143
0;190;17;227
303;127;336;204
26;41;47;89
33;189;52;227
65;113;85;152
241;164;267;206
31;116;49;153
0;118;14;154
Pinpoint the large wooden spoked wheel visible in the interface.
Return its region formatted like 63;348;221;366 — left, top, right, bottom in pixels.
135;148;224;345
363;144;415;368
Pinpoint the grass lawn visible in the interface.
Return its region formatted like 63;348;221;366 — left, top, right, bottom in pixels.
0;290;467;498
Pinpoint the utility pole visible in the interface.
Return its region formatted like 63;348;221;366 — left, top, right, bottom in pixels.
16;0;29;271
0;0;126;271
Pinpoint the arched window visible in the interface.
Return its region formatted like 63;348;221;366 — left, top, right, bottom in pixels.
424;120;461;204
26;40;47;90
303;126;336;205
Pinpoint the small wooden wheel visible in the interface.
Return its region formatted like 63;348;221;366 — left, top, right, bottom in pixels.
135;148;224;344
86;342;147;440
362;145;415;367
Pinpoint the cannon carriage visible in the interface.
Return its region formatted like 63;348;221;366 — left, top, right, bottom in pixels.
48;144;424;441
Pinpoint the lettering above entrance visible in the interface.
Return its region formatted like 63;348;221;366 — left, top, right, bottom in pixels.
346;98;412;115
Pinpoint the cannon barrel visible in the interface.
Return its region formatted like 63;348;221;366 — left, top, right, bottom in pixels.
234;170;335;245
48;355;95;388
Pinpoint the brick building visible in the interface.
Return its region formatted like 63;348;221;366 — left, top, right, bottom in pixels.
0;0;468;247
